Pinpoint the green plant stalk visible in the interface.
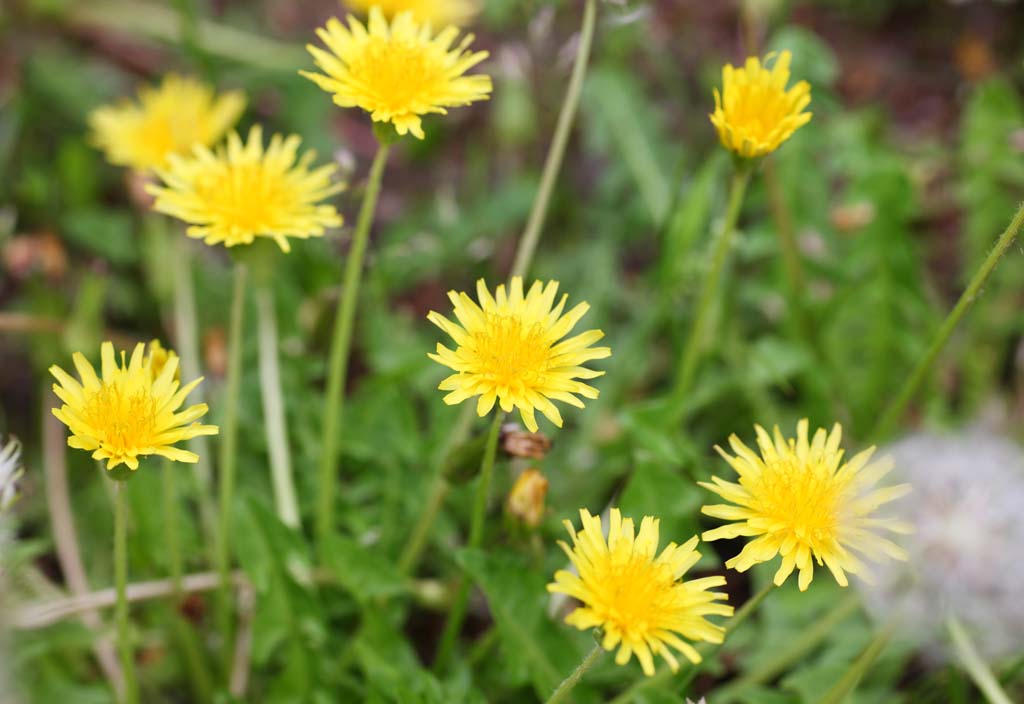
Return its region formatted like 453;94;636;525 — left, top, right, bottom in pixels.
316;141;391;562
172;237;218;560
609;582;773;704
546;645;604;704
872;200;1024;439
215;262;247;673
815;628;892;704
398;0;598;577
114;481;139;704
255;286;301;529
433;412;504;672
510;0;597;279
948;616;1014;704
715;594;861;702
673;164;752;402
170;0;211;77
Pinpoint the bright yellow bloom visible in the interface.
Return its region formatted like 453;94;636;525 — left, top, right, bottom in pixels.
145;339;178;381
344;0;479;27
506;468;549;527
147;126;344;252
427;277;611;433
709;51;811;159
701;420;912;592
548;508;733;676
49;342;218;471
89;74;245;171
301;8;492;140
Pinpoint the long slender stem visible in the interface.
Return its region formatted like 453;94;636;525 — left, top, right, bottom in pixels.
255;286;301;529
673;164;752;402
114;482;139;704
814;628;891;704
510;0;597;279
433;412;504;672
872;200;1024;439
546;645;603;704
215;262;247;672
609;582;773;704
172;237;218;558
316;140;391;561
947;617;1014;704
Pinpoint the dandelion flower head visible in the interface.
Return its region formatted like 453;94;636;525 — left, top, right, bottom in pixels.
344;0;479;27
709;50;811;159
701;420;911;591
301;8;492;140
50;341;218;471
548;508;733;676
147;126;344;252
89;74;245;171
858;431;1024;663
0;437;24;512
427;277;611;433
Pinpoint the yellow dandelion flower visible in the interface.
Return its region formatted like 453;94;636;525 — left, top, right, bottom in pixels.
89;74;245;172
301;7;492;140
147;126;344;252
145;339;179;381
344;0;479;27
709;50;812;159
701;420;912;592
547;508;734;676
49;341;218;471
427;277;611;433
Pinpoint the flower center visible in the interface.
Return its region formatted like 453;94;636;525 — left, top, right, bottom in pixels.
82;384;158;456
750;458;843;544
587;554;677;638
349;37;446;112
195;163;291;234
470;313;551;389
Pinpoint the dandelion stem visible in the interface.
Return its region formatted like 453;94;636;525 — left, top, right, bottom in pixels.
872;200;1024;439
948;616;1014;704
171;236;217;560
546;645;604;704
510;0;597;279
433;412;504;672
316;140;391;562
114;481;139;704
814;628;892;704
255;286;301;529
215;261;247;673
673;163;752;402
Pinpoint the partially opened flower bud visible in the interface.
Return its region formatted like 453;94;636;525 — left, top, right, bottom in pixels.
506;468;549;527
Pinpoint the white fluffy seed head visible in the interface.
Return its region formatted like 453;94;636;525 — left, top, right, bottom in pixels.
857;430;1024;663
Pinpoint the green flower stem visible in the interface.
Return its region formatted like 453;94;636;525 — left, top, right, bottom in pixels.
113;481;139;704
609;582;773;704
872;200;1024;439
171;236;217;560
215;261;247;673
510;0;597;279
673;163;752;403
715;594;861;702
814;627;892;704
546;645;604;704
316;140;391;562
433;412;504;672
948;616;1014;704
255;286;301;529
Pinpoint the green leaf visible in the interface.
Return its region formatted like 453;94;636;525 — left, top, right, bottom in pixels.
321;534;407;603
